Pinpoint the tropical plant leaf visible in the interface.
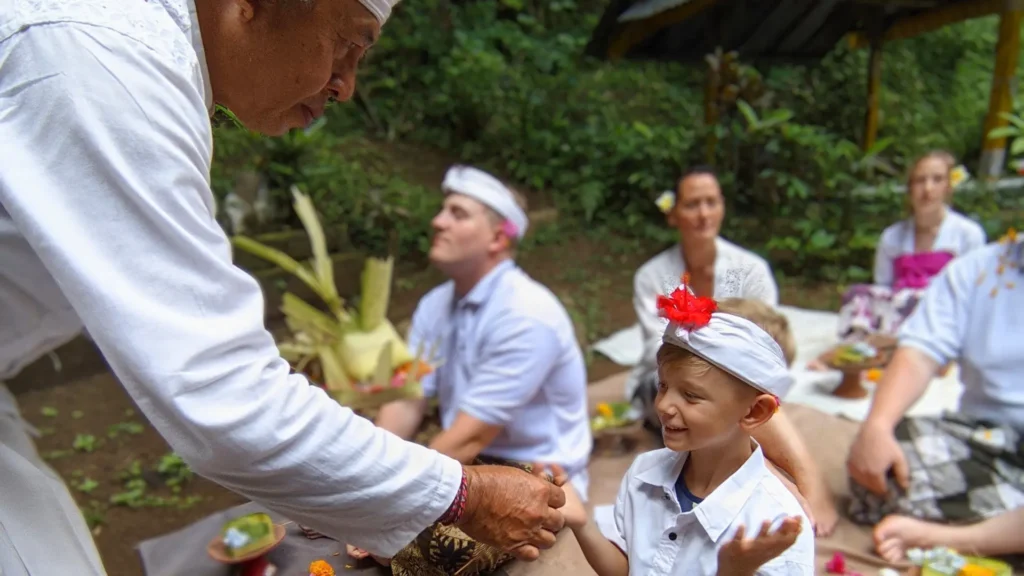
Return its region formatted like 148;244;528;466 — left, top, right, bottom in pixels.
371;341;393;390
232;236;308;279
360;256;394;331
316;345;351;391
281;293;350;340
736;100;759;129
290;186;343;315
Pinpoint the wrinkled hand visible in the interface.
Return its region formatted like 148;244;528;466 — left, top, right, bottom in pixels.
529;462;568;487
458;465;566;561
847;421;908;496
717;517;802;576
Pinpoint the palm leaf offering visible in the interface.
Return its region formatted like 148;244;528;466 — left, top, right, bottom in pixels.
907;546;1011;576
591;401;636;432
232;186;436;412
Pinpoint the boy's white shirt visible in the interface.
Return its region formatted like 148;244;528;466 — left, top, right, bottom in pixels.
608;441;815;575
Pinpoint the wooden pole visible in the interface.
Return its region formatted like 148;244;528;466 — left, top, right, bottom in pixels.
863;40;883;152
981;1;1023;179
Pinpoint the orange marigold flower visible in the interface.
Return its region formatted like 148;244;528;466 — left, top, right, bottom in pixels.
309;559;335;576
959;564;997;576
597;403;613;418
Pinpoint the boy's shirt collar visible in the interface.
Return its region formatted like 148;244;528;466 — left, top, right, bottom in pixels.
634;440;768;543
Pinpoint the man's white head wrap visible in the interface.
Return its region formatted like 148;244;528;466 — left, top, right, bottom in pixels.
357;0;400;25
658;284;793;399
441;165;529;239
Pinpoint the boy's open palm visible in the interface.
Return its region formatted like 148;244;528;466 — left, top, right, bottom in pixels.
717;517;802;575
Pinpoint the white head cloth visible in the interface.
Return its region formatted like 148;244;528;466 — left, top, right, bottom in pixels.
661;290;793;399
441;165;529;239
357;0;400;24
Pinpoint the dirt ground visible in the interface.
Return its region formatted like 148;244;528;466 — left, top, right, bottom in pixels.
11;229;837;575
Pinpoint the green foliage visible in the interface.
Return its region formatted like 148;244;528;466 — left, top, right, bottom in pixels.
210;1;1022;280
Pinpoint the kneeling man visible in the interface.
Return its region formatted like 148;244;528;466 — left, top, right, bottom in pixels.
347;165;592;568
378;165;592;494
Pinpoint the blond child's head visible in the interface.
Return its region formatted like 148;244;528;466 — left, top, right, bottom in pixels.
654;297;794;453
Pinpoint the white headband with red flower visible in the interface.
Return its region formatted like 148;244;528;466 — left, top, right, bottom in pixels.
657;279;793;401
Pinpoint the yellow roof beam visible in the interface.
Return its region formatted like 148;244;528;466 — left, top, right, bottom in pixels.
848;0;1005;48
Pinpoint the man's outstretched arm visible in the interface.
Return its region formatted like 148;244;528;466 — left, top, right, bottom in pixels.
0;23;460;557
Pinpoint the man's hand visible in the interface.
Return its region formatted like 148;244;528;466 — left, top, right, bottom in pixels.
458;465;566;561
847;421;909;495
717;517;802;576
529;462;568;487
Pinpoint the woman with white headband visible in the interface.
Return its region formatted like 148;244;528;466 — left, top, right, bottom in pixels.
561;285;815;575
0;0;564;573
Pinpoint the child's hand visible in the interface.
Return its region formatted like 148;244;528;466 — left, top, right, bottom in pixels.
717;517;802;576
346;544;391;566
560;484;589;531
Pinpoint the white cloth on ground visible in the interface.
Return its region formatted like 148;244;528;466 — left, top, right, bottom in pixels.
625;238;779;400
0;0;459;559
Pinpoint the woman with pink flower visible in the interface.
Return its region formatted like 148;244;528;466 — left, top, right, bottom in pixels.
810;151;986;370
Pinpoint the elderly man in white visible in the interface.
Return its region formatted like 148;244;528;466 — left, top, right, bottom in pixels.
346;166;592;563
0;1;567;574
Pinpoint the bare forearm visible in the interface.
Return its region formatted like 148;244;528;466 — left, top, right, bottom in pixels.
375;398;428;440
865;347;938;431
753;410;817;485
429;431;488;464
571;523;629;576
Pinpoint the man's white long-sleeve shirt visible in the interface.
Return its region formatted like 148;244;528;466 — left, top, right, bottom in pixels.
0;0;460;557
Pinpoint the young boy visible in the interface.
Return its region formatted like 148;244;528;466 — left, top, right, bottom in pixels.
563;289;815;575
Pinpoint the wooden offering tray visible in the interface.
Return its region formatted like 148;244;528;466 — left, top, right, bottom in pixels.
820;334;897;399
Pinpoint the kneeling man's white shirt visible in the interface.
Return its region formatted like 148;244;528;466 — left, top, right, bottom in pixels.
609;443;815;575
409;260;593;496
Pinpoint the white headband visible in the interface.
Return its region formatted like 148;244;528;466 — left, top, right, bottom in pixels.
658;285;793;399
441;165;529;239
357;0;399;24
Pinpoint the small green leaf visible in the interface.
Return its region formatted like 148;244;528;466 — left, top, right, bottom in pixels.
73;434;98;453
72;410;84;419
76;478;99;494
41;406;58;417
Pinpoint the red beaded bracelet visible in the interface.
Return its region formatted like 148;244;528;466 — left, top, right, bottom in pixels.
438;468;469;525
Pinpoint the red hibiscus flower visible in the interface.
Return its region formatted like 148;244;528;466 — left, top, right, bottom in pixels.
656;274;717;329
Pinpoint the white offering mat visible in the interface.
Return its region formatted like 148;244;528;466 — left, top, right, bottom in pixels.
588;305;964;422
